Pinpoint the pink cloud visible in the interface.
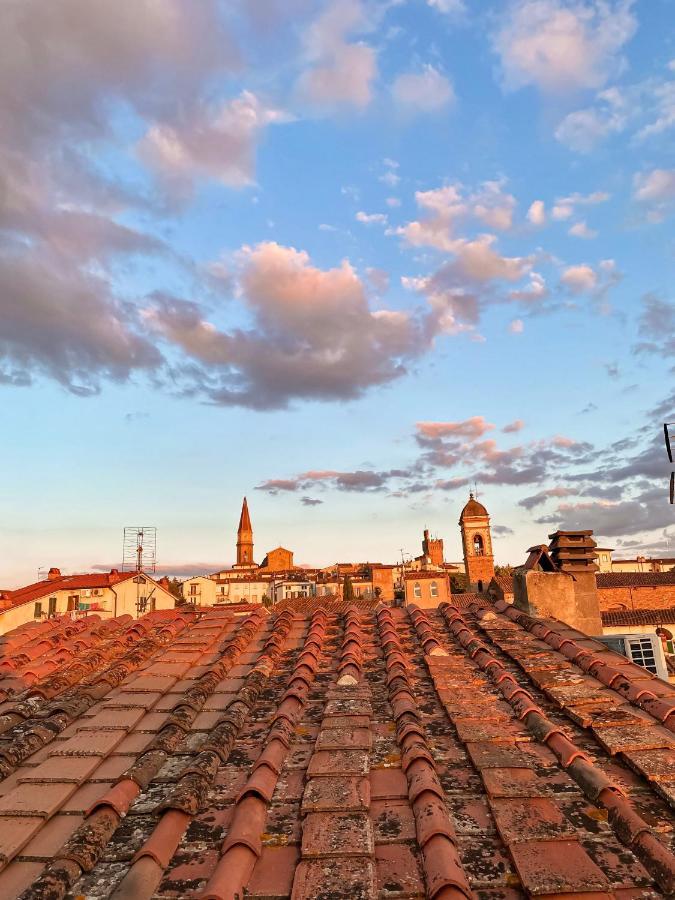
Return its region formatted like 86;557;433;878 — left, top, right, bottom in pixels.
416;416;495;440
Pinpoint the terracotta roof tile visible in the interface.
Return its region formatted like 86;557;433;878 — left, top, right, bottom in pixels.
597;572;675;588
602;607;675;627
0;600;670;899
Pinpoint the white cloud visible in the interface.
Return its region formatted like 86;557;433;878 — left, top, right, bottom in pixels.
552;190;609;220
555;86;627;151
552;203;574;221
394;185;466;251
493;0;637;94
509;271;548;303
557;66;675;151
569;220;597;239
527;200;546;226
379;158;401;187
633;168;675;221
146;242;450;409
636;79;675;140
393;180;518;251
428;0;467;14
297;0;377;110
471;180;517;231
392;65;455;112
633;168;675;203
139;92;289;196
509;318;524;333
450;235;531;283
386;197;401;207
561;263;597;293
356;210;388;224
560;260;621;298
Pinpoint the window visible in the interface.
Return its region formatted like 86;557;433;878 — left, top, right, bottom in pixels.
219;586;225;594
48;596;57;617
67;597;76;612
473;534;484;556
190;583;197;596
34;601;42;618
627;637;658;675
413;582;421;599
599;634;667;679
430;581;438;598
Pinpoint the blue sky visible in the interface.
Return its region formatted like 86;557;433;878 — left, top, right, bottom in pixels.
1;0;674;586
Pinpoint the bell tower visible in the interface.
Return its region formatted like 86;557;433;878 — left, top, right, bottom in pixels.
459;492;495;592
236;497;254;567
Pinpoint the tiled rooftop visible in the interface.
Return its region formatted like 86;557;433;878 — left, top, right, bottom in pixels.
0;571;137;610
489;576;515;594
597;572;675;588
601;607;675;627
0;599;674;899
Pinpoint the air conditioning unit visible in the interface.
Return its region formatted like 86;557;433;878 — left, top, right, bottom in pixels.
599;633;668;680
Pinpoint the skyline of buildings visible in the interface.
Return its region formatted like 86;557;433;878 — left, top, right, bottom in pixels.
1;1;673;587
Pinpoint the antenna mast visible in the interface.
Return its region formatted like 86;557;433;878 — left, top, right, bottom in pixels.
122;526;157;618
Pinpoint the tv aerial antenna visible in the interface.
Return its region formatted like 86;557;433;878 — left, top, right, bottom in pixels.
122;527;157;618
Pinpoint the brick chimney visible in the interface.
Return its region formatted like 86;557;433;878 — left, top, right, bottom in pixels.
513;531;602;635
47;567;61;580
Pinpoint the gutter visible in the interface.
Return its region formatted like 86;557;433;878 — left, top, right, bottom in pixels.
110;584;119;618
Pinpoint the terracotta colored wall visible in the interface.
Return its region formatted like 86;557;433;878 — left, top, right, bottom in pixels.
405;576;450;608
598;585;675;611
465;555;495;591
262;548;294;572
423;538;444;566
372;567;395;600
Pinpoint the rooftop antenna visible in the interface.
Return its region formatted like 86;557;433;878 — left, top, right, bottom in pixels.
122;526;157;618
473;480;479;499
122;527;157;573
664;423;675;504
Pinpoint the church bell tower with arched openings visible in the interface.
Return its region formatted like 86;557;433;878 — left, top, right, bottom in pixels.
460;492;495;592
235;497;255;568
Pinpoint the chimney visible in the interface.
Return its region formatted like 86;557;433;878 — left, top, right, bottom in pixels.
47;567;61;580
513;530;602;635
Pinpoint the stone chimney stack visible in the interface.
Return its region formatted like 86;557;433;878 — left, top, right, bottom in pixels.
513;530;602;635
547;530;602;635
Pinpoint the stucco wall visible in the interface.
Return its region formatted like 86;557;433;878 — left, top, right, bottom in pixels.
514;570;603;635
372;567;395;601
405;576;450;608
0;576;174;635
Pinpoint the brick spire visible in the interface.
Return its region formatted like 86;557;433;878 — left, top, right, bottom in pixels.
236;497;254;566
238;496;252;533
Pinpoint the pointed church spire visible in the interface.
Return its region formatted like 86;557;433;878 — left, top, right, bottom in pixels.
238;496;252;533
236;497;254;566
